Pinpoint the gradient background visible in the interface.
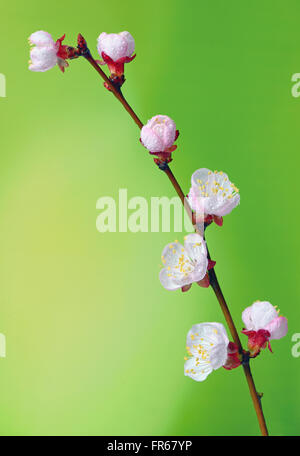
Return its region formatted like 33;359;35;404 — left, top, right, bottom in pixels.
0;0;299;436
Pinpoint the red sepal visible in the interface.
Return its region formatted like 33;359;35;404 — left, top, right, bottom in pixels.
207;259;216;270
213;215;223;226
223;342;242;370
101;52;136;77
181;284;192;293
197;273;210;288
241;328;271;358
56;35;68;60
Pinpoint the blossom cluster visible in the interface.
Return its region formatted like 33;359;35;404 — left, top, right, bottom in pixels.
157;178;287;380
28;30;135;81
28;29;288;386
184;300;287;382
159;230;287;380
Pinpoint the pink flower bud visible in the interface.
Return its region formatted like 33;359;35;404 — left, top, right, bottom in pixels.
97;32;136;80
97;31;135;61
28;31;58;72
28;31;75;73
140;115;178;162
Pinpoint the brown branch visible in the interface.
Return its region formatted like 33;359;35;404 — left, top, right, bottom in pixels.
83;53;143;129
243;361;268;436
81;45;269;436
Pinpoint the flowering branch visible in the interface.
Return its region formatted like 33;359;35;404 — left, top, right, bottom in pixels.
28;30;289;437
81;46;269;435
77;35;143;129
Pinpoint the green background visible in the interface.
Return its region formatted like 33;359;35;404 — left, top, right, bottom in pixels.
0;0;299;436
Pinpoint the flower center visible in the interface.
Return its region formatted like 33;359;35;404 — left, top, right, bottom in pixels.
196;170;239;199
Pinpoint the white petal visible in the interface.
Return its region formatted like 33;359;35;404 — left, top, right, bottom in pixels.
190;169;240;217
210;341;228;369
213;193;240;216
184;233;208;282
159;268;182;291
191;168;211;188
249;301;278;331
160;242;188;289
211;322;230;346
265;316;288;340
97;32;128;61
142;115;176;152
188;186;205;218
29;46;57;72
119;31;135;56
184;357;212;382
184;233;207;262
140;126;164;153
187;322;228;347
161;241;186;268
29;31;54;47
186;322;229;368
242;306;253;330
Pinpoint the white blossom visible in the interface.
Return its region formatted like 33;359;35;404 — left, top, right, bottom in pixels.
160;234;208;291
185;323;229;382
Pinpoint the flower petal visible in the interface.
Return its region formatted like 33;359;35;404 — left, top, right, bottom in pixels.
189;169;240;217
265;316;288;340
140;126;164;153
210;342;229;369
119;31;135;56
184;356;212;382
188;186;205;220
29;46;58;72
159;268;182;291
242;306;253;330
29;31;54;47
183;233;207;262
186;322;229;368
184;233;208;282
249;301;278;331
161;241;186;268
213;193;240;217
141;115;176;152
160;241;195;290
191;168;212;188
97;32;128;62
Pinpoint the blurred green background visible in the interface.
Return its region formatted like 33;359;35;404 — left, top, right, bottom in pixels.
0;0;299;436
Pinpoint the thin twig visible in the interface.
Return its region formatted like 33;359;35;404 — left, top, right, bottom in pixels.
83;53;143;129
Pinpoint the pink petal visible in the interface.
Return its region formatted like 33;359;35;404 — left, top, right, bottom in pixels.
29;31;54;46
140;126;164;153
265;316;288;340
242;306;253;330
